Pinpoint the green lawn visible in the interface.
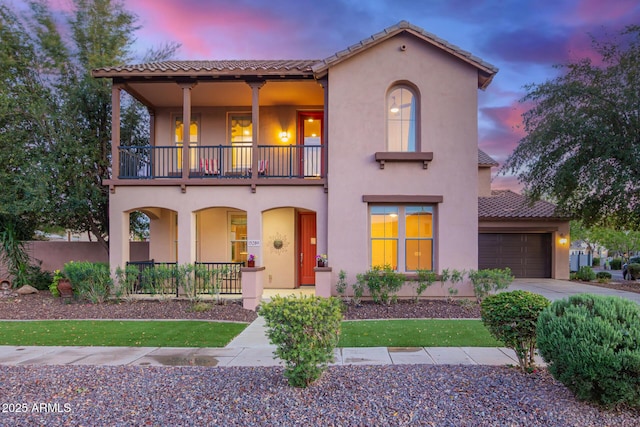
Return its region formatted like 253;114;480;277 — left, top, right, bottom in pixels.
339;319;503;347
0;320;247;347
0;319;502;348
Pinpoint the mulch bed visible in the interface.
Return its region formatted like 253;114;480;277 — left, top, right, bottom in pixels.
2;279;637;322
0;291;480;321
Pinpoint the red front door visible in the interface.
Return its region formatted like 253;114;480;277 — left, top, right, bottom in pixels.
298;212;317;286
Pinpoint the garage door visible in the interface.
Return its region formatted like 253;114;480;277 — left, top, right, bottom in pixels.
478;233;551;278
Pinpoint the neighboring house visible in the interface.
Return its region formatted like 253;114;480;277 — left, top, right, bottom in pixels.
93;20;568;301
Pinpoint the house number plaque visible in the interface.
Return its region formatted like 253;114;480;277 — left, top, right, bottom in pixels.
247;240;261;247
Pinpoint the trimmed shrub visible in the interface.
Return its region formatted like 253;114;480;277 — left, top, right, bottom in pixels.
468;268;514;302
537;294;640;408
628;263;640;280
64;261;112;303
413;269;437;302
592;257;600;267
114;264;143;301
596;271;612;283
575;266;595;281
259;295;343;388
364;265;404;305
610;258;622;270
481;291;550;371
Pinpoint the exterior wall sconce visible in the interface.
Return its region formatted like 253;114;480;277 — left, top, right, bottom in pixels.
279;131;290;142
559;234;568;245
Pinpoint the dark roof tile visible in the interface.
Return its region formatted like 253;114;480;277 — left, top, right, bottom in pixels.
478;190;567;220
478;149;499;167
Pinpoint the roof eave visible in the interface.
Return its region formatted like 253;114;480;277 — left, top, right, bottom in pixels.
312;21;499;89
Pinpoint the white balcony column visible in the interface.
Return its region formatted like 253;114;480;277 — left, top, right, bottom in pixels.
248;81;265;179
179;82;196;179
176;210;197;266
111;84;122;179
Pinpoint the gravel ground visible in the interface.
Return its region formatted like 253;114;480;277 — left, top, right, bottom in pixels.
2;365;639;426
0;291;480;321
2;289;640;425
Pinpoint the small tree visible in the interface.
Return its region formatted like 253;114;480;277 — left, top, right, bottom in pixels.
413;269;437;303
481;290;550;371
259;295;343;387
336;270;348;303
468;268;514;302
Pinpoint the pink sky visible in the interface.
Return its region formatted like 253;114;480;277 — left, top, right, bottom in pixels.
14;0;640;191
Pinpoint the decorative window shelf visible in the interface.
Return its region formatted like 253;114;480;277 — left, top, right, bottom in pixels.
374;152;433;169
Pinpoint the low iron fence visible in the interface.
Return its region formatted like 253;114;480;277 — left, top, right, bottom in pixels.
125;261;243;296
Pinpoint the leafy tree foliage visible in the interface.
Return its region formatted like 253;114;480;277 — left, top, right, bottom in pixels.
0;0;179;269
503;26;640;228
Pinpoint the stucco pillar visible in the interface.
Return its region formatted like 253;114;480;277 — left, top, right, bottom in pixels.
177;210;196;266
241;266;265;311
109;210;130;291
247;210;263;266
180;83;196;179
248;81;265;178
314;266;332;298
111;85;122;179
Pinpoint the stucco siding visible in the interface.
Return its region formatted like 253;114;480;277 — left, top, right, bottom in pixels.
326;32;479;282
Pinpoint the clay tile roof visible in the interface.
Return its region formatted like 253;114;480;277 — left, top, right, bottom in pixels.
478;190;568;220
478;149;499;167
92;60;319;77
313;20;498;89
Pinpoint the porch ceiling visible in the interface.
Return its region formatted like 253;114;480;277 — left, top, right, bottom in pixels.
123;80;324;108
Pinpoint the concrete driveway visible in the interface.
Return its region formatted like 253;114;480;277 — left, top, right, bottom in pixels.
509;278;640;304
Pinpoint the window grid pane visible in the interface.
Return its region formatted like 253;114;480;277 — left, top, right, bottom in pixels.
406;239;433;271
388;87;416;152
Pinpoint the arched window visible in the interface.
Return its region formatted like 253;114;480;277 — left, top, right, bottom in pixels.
387;85;418;152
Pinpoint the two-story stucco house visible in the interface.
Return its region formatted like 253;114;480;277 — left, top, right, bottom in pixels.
93;21;569;305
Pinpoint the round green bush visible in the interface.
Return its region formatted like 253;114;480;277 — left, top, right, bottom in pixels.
628;263;640;280
575;266;596;281
595;271;612;280
481;290;549;371
259;295;343;387
537;294;640;407
610;258;622;270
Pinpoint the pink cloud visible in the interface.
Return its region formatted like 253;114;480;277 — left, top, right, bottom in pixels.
571;0;639;25
132;0;289;58
479;102;528;161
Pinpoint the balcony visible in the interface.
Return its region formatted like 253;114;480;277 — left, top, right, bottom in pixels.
117;144;325;182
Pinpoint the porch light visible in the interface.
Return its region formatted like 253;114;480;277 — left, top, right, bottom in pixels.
390;96;399;114
559;234;568;245
279;131;290;142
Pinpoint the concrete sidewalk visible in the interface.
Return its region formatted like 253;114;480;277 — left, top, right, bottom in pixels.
0;316;531;368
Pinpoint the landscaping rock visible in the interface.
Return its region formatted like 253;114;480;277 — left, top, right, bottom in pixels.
16;285;39;295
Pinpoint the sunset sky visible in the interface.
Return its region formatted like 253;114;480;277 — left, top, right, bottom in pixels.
14;0;640;189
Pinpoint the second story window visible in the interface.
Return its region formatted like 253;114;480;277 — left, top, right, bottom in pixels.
230;114;252;170
174;115;199;170
387;85;417;152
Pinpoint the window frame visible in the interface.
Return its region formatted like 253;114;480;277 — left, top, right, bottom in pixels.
369;204;435;272
386;83;420;152
228;112;253;170
172;113;200;171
